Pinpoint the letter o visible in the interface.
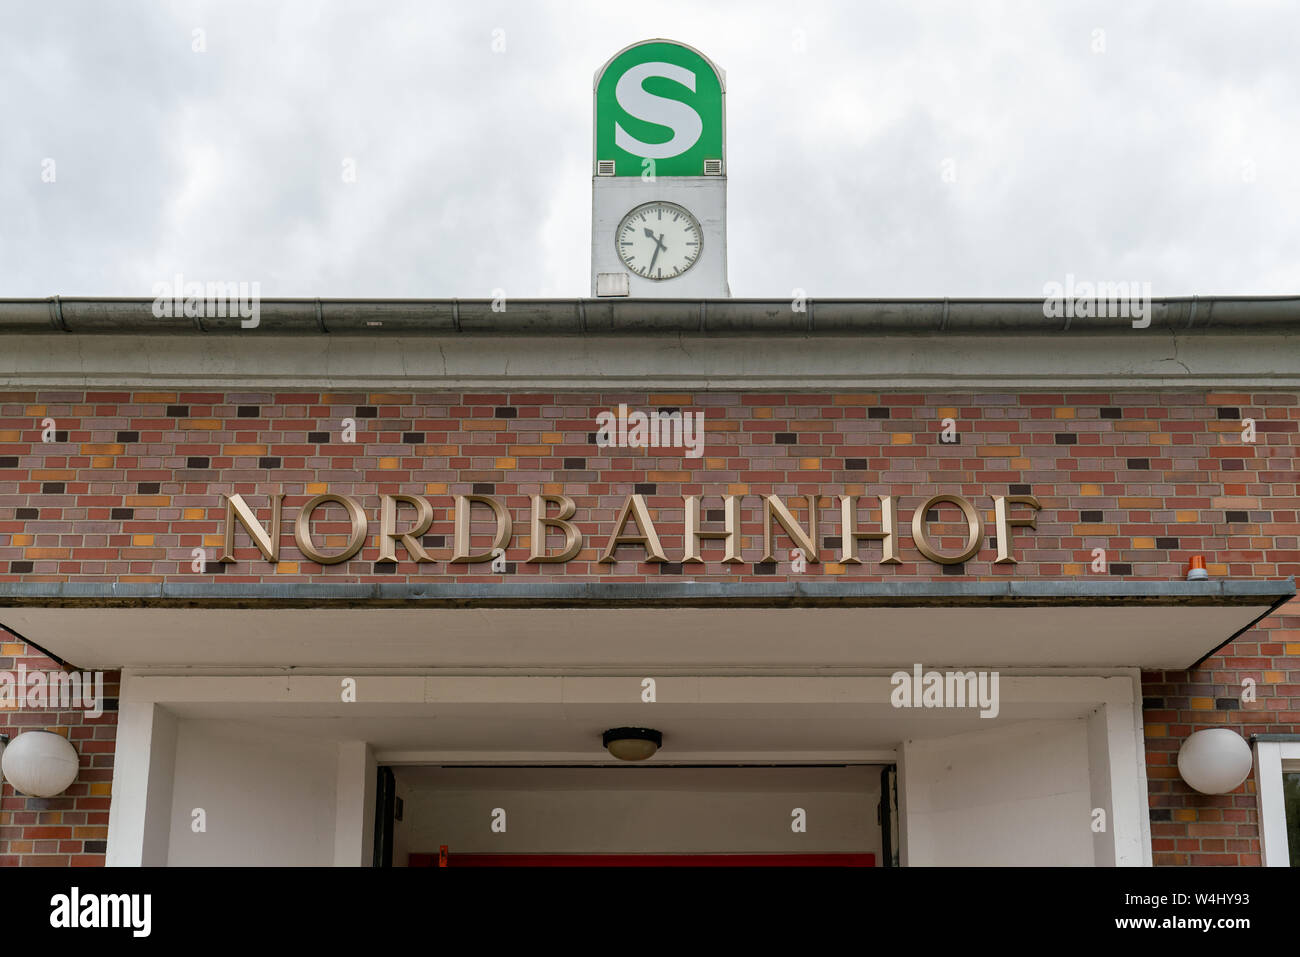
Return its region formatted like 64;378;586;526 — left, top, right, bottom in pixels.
911;494;982;565
295;493;368;565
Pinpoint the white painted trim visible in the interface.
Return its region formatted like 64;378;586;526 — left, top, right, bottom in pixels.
375;749;898;765
1254;740;1300;866
110;671;1149;867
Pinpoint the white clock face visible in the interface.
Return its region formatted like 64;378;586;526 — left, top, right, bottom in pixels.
615;202;703;281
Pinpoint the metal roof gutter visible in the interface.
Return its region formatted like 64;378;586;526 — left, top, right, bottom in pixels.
2;296;1299;336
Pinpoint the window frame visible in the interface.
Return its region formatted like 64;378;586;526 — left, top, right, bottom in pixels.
1252;735;1300;867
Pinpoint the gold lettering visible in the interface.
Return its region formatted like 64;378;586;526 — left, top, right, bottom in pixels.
377;494;435;564
993;494;1040;564
760;494;819;564
682;495;743;563
528;494;583;562
295;493;368;565
910;494;982;565
598;493;667;563
838;494;901;564
451;494;512;563
219;492;283;563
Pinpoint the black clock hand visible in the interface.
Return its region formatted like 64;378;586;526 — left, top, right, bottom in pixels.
643;228;667;252
648;243;661;273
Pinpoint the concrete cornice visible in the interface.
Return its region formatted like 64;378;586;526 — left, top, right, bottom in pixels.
0;578;1291;608
1;297;1296;390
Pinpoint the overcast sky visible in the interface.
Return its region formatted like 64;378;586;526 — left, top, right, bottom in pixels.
2;1;1297;299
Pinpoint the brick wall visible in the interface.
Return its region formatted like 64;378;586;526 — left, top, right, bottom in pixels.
0;387;1295;865
1143;601;1300;866
0;631;119;866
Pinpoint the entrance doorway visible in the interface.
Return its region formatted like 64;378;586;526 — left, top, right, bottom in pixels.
378;765;892;867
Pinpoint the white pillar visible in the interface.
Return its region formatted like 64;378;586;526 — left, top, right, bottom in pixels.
105;678;178;866
333;741;376;866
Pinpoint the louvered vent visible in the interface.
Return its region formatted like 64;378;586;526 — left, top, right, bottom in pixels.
596;160;616;176
703;158;723;175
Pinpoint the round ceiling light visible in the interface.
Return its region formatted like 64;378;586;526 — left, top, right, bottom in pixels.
602;727;662;761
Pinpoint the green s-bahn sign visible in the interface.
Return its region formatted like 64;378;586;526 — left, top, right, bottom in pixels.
594;40;725;178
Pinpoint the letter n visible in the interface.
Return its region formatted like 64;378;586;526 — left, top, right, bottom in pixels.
219;492;283;563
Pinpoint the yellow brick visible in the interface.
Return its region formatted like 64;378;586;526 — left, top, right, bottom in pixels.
0;430;19;441
463;421;506;431
89;782;112;796
727;484;749;495
705;457;726;470
649;394;692;405
800;458;820;469
26;547;69;558
425;483;448;495
1284;643;1300;657
1063;563;1083;575
1;643;25;655
33;469;74;480
182;418;222;430
649;471;690;482
306;482;327;494
890;433;913;445
24;405;45;416
542;483;563;494
822;563;846;575
753;408;772;419
937;407;957;418
1080;484;1102;496
978;446;1020;456
133;392;177;403
1207;563;1229;576
1175;510;1198;522
203;534;224;547
91;456;114;468
10;534;32;546
132;534;154;546
495;457;516;469
366;394;412;405
1144;724;1167;738
1119;497;1162;508
276;562;299;574
1133;537;1155;549
224;444;267;456
379;457;399;469
541;432;563;444
1151;433;1172;445
1010;457;1031;470
1265;671;1285;684
1054;408;1075;419
1173;808;1197;822
183;508;205;520
1115;420;1158;432
1074;524;1118;535
80;444;124;455
1211;496;1259;509
833;395;878;406
1190;697;1215;710
507;446;548;456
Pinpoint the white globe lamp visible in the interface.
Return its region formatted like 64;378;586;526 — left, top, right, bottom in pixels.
1176;728;1252;795
0;730;81;797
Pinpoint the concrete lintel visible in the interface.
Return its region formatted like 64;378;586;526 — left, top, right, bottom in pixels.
0;578;1292;608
